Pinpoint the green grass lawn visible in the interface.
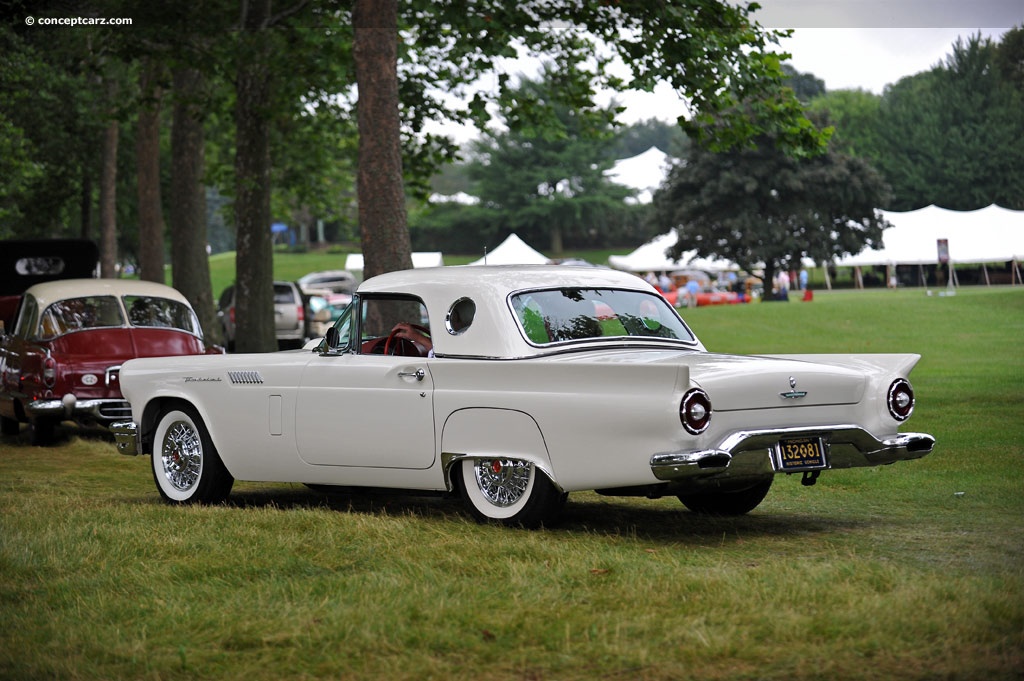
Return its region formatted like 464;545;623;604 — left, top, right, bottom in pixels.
1;286;1022;680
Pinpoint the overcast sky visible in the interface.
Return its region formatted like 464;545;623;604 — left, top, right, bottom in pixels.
429;0;1019;144
611;0;1019;126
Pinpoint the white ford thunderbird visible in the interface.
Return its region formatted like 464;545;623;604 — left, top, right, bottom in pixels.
113;266;935;527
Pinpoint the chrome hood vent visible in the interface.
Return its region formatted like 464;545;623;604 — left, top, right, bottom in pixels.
228;370;264;385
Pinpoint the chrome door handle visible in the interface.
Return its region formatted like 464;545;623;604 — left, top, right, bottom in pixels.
398;368;425;381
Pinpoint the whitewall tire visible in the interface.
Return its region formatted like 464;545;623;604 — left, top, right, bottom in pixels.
458;458;565;528
152;408;233;504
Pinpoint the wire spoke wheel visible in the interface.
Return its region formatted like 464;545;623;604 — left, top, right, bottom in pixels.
152;408;233;504
474;458;533;507
160;419;203;492
458;457;566;528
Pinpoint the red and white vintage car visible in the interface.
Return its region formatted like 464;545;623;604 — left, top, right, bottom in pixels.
1;278;220;445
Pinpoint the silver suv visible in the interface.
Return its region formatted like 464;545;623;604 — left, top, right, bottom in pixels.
217;281;306;351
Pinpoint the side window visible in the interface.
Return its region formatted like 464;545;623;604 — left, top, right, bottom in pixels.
14;295;39;339
359;296;429;354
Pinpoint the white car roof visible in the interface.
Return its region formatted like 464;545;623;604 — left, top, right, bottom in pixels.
357;265;678;358
359;264;651;296
23;278;192;310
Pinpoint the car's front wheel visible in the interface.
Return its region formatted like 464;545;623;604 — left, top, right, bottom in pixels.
677;477;773;515
152;407;233;504
457;458;566;528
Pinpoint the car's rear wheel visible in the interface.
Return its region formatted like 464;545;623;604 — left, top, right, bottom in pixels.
152;407;233;504
457;458;566;528
677;477;773;515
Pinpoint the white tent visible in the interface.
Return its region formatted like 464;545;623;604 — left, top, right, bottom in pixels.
608;230;736;273
605;146;671;204
468;233;550;266
344;252;445;271
836;205;1024;266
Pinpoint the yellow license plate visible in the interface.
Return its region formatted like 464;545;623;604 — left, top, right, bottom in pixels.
776;437;827;471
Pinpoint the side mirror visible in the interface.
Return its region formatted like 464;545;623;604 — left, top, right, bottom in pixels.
325;326;340;349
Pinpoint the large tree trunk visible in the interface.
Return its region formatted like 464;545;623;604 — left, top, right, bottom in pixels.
233;0;277;353
136;59;166;284
170;66;222;346
354;0;412;280
98;79;119;278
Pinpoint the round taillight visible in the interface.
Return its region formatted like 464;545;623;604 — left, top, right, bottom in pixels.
42;356;57;388
680;388;712;435
887;378;915;421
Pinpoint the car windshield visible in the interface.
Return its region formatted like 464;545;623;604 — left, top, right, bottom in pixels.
510;287;695;345
124;296;203;336
37;296;125;340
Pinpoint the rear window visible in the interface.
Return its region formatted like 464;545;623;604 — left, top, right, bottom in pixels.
124;296;203;336
273;284;298;304
37;296;125;340
510;287;695;346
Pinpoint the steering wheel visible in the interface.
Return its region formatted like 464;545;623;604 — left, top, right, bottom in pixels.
384;323;430;356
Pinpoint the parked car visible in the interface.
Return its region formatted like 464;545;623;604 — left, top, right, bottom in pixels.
217;281;306;351
307;292;353;339
113;265;934;527
0;279;221;445
297;270;357;295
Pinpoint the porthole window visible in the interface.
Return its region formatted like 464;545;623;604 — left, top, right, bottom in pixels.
446;298;475;335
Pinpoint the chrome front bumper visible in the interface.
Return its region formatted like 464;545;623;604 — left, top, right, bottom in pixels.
25;396;132;422
111;421;141;456
650;425;935;481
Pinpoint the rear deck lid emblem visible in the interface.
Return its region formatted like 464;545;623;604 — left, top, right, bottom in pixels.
780;376;808;399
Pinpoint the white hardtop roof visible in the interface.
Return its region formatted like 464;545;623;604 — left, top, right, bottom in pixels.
359;264;653;296
24;278;190;310
357;265;678;359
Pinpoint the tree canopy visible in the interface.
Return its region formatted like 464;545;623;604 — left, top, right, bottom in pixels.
2;0;831;349
807;30;1024;211
651;115;892;289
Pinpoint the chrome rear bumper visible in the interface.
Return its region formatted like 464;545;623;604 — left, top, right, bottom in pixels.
651;425;935;481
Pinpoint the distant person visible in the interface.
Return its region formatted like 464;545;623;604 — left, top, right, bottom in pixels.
685;278;701;307
657;272;674;292
777;270;790;300
799;268;808;291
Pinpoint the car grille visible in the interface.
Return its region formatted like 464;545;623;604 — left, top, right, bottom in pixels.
98;401;132;419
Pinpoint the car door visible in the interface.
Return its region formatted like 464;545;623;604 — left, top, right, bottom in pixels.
294;354;435;469
293;296;436;469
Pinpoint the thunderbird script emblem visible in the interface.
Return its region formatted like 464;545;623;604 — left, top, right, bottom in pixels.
780;376;808;399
